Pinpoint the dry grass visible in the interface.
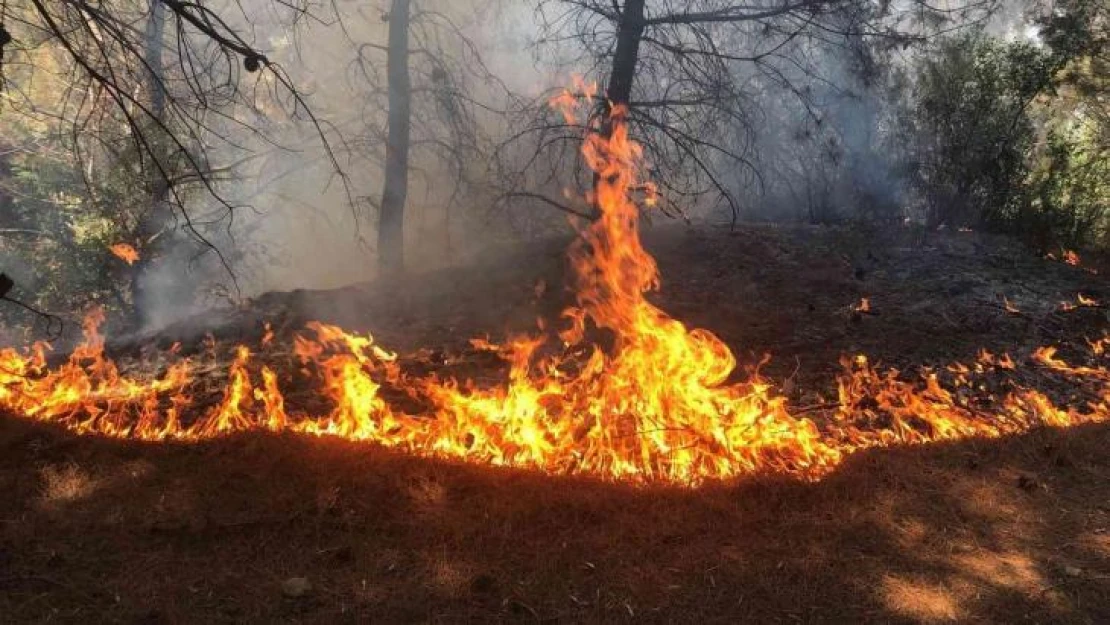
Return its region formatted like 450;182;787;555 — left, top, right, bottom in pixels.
0;419;1108;624
2;225;1108;624
37;463;99;508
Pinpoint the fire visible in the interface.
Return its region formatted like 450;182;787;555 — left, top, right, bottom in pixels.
0;88;1107;485
109;243;140;265
1047;249;1083;266
1059;293;1100;312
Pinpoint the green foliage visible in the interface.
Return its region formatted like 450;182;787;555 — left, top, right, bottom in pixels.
909;35;1048;230
907;0;1110;250
0;116;133;335
1024;111;1110;249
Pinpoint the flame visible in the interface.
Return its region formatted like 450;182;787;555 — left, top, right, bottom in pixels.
1047;249;1083;267
855;298;871;313
0;90;1107;485
1059;293;1100;312
109;243;140;265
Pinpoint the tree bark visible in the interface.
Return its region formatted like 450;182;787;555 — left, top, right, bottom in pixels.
591;0;646;217
605;0;647;109
378;0;412;274
133;0;169;326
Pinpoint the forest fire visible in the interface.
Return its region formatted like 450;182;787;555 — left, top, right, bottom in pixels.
1;97;1107;485
109;243;140;265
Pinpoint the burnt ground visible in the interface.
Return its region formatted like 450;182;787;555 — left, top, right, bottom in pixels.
140;223;1108;392
2;223;1109;624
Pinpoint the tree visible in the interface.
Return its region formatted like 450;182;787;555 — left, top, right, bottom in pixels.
2;0;348;326
351;1;507;273
132;0;171;326
1026;0;1110;247
904;0;1108;246
378;0;412;274
505;0;998;226
908;35;1049;229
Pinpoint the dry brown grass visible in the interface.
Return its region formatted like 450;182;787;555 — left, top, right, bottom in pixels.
0;417;1108;624
2;225;1107;623
37;462;99;508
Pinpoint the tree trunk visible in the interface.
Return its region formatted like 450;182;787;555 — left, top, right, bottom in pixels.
146;0;166;120
591;0;646;217
133;0;169;327
378;0;412;274
605;0;646;109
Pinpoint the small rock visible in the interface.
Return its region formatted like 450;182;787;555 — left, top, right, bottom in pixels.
1064;565;1083;578
282;577;312;598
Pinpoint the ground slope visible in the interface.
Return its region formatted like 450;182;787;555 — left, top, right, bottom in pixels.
2;224;1108;624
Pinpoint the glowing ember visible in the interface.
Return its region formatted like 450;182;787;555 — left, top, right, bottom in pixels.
1048;249;1083;267
1059;293;1100;312
109;243;140;265
0;88;1106;485
854;298;872;314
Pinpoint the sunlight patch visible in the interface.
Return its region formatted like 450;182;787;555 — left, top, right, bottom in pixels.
38;462;99;507
881;575;961;622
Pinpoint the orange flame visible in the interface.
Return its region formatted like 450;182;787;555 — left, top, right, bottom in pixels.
109;243;140;265
0;89;1106;485
1047;249;1082;267
1059;293;1100;312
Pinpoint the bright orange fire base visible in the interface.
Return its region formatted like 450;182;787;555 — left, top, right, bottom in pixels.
1;93;1107;485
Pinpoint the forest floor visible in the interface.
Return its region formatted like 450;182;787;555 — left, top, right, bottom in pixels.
2;223;1109;624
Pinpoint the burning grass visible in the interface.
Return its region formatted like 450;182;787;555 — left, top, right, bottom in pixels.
0;90;1107;485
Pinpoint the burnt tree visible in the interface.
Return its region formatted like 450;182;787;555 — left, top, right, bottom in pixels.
606;0;646;109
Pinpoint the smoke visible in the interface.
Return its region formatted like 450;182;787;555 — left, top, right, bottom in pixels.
135;0;1050;331
705;1;1048;227
735;40;908;225
133;0;545;331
